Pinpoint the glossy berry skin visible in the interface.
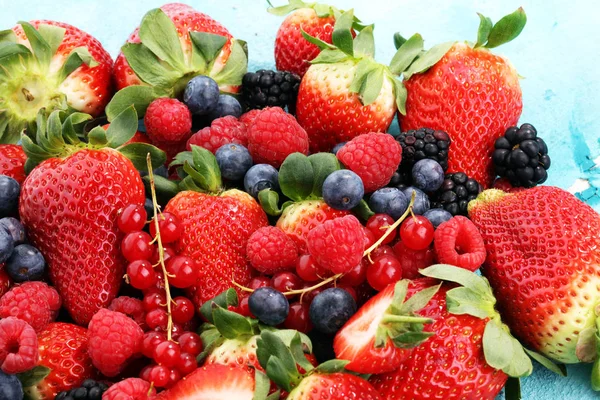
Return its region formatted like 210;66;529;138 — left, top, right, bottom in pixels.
434;216;486;272
366;214;396;245
149;365;170;388
242;70;301;112
422;208;453;228
6;244;46;282
400;216;434;251
412;159;444;192
243;164;279;198
179;332;202;357
145;98;193;144
117;204;147;233
0;176;19;218
400;186;430;215
172;297;195;324
143;331;166;359
146;309;168;330
216;144;254;181
400;43;522;187
143;291;166;312
103;378;156;400
288;372;382;400
309;288;357;335
271;272;302;299
295;254;326;282
166;256;197;289
0;218;26;246
150;213;181;244
208;95;243;120
339;259;368;287
0;317;39;374
0;271;11;299
0;281;61;332
337;133;402;192
121;231;154;262
184;75;220;116
322;170;364;211
249;276;271;290
249;287;289;326
127;260;157;290
395;128;451;172
178;353;198;375
0;145;27;184
0;229;13;264
187;116;248;154
432;172;483;217
247;226;298;274
283;302;313;333
154;341;181;368
0;370;23;399
366;255;403;291
368;188;408;220
392;242;436;280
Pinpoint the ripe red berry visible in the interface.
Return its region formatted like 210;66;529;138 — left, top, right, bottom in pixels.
151;245;177;265
295;254;324;282
339;259;368;287
140;365;152;381
392;241;436;279
366;254;403;291
370;245;394;261
433;216;486;271
177;352;197;375
145;98;192;144
271;272;302;299
166;256;196;289
118;204;147;233
399;216;435;250
166;368;181;388
362;226;376;250
143;331;166;358
0;270;12;298
143;291;166;312
237;296;253;317
366;214;396;245
283;302;313;333
127;260;157;290
248;276;271;290
154;341;181;368
172;297;195;324
178;332;202;356
149;364;170;388
146;309;168;330
0;317;39;374
338;285;358;303
150;213;181;244
187;116;248;153
246;226;299;274
121;231;154;262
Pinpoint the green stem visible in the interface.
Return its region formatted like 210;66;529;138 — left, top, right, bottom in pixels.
381;315;433;324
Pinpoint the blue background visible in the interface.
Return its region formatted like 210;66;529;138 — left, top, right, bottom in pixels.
2;0;599;398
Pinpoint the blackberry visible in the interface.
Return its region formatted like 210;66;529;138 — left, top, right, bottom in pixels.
396;128;451;171
492;123;550;187
55;379;108;400
432;172;482;217
388;169;412;189
242;69;301;113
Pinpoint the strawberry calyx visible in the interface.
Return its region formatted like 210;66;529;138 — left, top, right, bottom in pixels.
0;23;98;144
170;145;223;194
473;8;527;49
268;0;364;25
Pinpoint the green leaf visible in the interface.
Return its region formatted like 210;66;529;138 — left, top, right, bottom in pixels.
331;9;355;56
258;189;283;216
36;24;65;56
188;145;222;192
393;32;407;50
210;39;248;88
56;47;97;82
308;152;341;197
0;29;18;43
314;3;333;17
349;58;379;94
389;33;424;75
62;112;90;145
17;365;51;387
190;31;228;67
253;370;272;400
400;283;440;314
0;42;31;59
352;199;374;221
268;329;313;353
483;320;513;371
267;0;307;16
267;357;293;393
278;153;314;202
139;8;186;69
288;333;314;373
475;13;493;48
524;348;567;377
353;25;375;57
359;67;384;106
143;175;179;204
118;143;166;172
301;29;336;51
486;7;527;49
391;331;435;348
445;287;492;319
18;21;52;67
106;85;162;121
315;359;350;373
310;48;349;64
419;264;492;298
403;41;455;80
504;377;522;400
593;358;600;391
266;391;281;400
503;336;533;377
393;79;407;115
88;126;108;146
212;307;254;339
106;105;137;148
121;43;180;90
200;289;239;323
197;325;224;364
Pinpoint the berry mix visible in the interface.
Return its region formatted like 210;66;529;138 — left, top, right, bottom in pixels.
0;2;597;400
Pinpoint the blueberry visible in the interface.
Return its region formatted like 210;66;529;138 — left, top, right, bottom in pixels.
248;287;289;326
244;164;279;198
322;170;364;211
6;244;46;282
0;175;20;217
309;288;356;334
0;370;23;400
423;208;453;228
331;142;347;155
216;144;253;181
137;119;146;133
208;95;242;120
0;218;25;245
412;159;444;192
183;76;220;116
138;165;168;179
0;227;14;264
368;188;408;220
400;186;430;215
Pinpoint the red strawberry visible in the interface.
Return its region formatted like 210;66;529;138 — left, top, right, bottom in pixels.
334;280;438;374
1;21;112;143
165;146;268;307
399;10;526;187
0;145;27;184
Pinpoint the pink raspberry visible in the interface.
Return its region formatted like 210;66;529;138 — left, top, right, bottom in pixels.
433;216;486;272
103;378;157;400
87;309;144;377
246;226;298;274
0;317;39;374
239;109;263;127
187;116;247;153
108;296;147;330
392;241;436;279
337;133;402;192
0;281;61;332
306;215;364;274
144;98;192;144
247;107;309;168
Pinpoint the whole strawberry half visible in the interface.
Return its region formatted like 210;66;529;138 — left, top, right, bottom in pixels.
166;146;268;307
19;107;166;325
1;21;112;143
0;144;27;184
468;187;600;384
398;9;526;187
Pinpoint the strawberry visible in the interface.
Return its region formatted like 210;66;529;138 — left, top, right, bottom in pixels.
398;9;526;187
333;280;439;374
165;146;268;308
18;106;165;325
0;145;27;184
1;20;112;143
21;323;95;400
468;187;600;386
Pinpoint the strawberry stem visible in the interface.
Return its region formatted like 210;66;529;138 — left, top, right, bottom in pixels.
381;315;433;324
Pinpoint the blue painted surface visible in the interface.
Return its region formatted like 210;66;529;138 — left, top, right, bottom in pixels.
1;0;599;398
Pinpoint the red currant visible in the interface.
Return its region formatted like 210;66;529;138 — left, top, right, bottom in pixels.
172;297;195;324
140;365;153;381
366;214;396;245
393;241;436;279
146;308;168;329
272;272;302;299
237;296;253;317
339;259;368;287
154;341;181;367
366;254;403;291
118;204;147;233
121;231;154;262
295;254;327;282
149;365;170;387
143;331;166;358
166;256;196;288
362;226;376;250
169;323;185;340
151;245;177;265
248;276;271;290
127;260;157;290
338;284;357;302
399;216;434;250
150;212;181;243
166;368;181;388
143;291;166;312
177;352;197;375
0;270;12;298
283;302;313;333
179;332;202;356
370;245;394;260
301;283;331;304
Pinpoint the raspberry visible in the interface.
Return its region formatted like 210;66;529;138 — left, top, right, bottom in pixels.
0;282;61;332
337;133;402;193
0;317;39;374
187;116;247;153
433;216;486;272
87;309;144;377
239;109;263;127
144;98;192;144
108;296;147;330
247;226;298;274
392;241;436;279
306;215;364;274
247;107;309;168
103;378;156;400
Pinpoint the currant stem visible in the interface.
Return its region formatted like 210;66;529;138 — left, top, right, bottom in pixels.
147;154;175;342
